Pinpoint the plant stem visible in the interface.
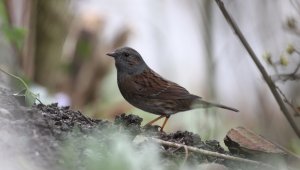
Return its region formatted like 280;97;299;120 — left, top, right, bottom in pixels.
0;67;29;89
214;0;300;138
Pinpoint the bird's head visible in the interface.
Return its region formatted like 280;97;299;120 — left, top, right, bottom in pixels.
107;47;146;74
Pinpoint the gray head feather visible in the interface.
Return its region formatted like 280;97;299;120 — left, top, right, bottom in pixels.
107;47;147;74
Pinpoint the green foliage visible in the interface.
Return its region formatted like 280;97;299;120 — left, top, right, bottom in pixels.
262;52;272;65
290;139;300;155
2;25;26;49
60;129;165;170
0;0;26;50
279;55;288;66
0;0;8;22
0;67;40;106
76;39;93;59
24;89;39;106
262;44;299;67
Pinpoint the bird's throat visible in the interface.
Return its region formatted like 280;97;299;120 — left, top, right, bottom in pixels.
115;62;147;75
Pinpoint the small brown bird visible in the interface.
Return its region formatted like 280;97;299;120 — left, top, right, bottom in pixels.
107;47;238;131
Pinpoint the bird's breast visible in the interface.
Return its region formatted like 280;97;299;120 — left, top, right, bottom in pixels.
117;73;136;101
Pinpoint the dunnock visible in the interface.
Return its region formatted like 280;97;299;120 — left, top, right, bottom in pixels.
107;47;238;131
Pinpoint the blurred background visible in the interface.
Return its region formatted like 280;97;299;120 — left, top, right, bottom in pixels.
0;0;299;153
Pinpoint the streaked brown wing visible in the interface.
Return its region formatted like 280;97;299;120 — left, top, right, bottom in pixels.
130;68;200;100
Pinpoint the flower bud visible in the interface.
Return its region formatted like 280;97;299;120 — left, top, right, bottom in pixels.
280;55;288;66
286;44;295;54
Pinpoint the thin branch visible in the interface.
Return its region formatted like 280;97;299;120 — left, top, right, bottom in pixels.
180;145;189;168
271;73;300;82
292;62;300;74
295;49;300;55
276;86;300;116
271;55;300;82
151;138;275;169
215;0;300;138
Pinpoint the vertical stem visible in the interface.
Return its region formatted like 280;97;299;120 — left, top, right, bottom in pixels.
214;0;300;138
201;0;218;137
202;0;215;99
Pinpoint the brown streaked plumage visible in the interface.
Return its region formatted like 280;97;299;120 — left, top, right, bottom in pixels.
107;47;238;131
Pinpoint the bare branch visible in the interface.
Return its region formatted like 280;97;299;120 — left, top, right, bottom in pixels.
214;0;300;138
276;86;300;116
270;52;300;82
271;73;300;82
182;145;188;167
151;138;275;169
292;63;300;74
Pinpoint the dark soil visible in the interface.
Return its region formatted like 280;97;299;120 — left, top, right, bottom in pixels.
30;103;263;170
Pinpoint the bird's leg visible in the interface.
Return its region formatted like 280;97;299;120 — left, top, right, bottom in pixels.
160;115;170;132
145;115;165;126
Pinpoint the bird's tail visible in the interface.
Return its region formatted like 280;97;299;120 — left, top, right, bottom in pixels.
193;99;239;112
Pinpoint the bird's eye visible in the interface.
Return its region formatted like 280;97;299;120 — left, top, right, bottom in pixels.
124;53;129;57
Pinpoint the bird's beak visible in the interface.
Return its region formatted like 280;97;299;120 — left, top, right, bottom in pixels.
106;52;116;58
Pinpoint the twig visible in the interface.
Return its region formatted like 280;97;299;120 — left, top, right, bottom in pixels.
183;145;188;165
270;54;300;82
151;138;275;169
276;86;300;116
178;145;189;168
295;49;300;55
271;73;300;82
215;0;300;138
292;63;300;74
